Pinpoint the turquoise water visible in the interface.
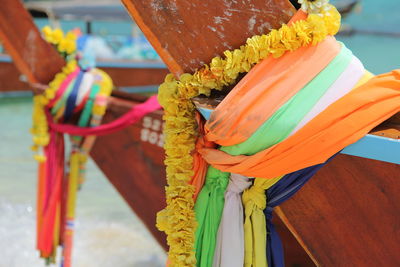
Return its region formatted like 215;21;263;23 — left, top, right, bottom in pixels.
1;0;399;266
336;0;400;73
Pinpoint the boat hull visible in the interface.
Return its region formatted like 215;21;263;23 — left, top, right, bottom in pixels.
0;54;168;94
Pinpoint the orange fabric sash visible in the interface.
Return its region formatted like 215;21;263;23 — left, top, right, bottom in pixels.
205;36;341;146
190;112;216;201
199;70;400;178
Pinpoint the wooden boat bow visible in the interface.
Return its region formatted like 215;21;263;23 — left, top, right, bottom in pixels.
1;0;399;265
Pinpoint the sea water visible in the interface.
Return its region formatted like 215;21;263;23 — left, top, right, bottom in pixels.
0;0;399;266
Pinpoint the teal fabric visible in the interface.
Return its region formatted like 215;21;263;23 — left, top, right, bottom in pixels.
194;167;230;267
221;43;353;156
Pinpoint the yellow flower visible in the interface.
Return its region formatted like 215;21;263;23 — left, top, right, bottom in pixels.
298;0;330;14
52;28;64;43
42;26;53;42
65;31;78;41
58;38;76;54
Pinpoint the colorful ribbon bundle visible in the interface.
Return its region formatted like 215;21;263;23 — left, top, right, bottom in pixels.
31;27;113;266
31;28;161;266
157;1;400;266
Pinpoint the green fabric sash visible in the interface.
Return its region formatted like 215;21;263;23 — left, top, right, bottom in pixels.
194;167;230;267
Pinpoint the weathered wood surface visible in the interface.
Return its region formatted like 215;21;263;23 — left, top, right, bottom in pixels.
279;154;400;266
0;60;29;92
0;0;65;84
121;0;296;75
99;64;168;88
90;97;168;249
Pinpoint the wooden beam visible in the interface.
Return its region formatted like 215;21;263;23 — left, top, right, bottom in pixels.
0;0;64;84
121;0;295;75
278;154;400;266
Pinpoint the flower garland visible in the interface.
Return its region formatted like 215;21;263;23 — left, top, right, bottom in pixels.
31;27;78;161
299;0;330;14
157;3;340;266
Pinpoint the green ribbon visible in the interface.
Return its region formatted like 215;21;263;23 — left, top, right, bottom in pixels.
194;167;230;267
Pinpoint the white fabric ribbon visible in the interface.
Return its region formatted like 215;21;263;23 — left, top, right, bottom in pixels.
76;72;94;106
291;56;365;134
213;173;252;267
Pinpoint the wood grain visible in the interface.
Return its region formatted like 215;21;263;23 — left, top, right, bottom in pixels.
278;154;400;266
0;60;30;92
121;0;295;75
99;65;168;87
90;97;168;248
0;0;64;84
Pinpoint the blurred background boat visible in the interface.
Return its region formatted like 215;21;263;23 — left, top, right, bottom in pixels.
0;0;168;96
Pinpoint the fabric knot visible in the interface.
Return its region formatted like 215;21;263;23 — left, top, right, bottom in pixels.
242;186;266;210
227;173;252;194
242;178;272;210
204;166;230;189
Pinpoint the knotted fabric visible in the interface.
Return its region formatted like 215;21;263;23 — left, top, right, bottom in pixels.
242;177;281;267
194;167;230;267
213;174;252;267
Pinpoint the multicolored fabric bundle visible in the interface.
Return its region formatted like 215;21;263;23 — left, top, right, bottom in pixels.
193;37;378;267
31;28;114;266
157;1;400;267
31;28;161;266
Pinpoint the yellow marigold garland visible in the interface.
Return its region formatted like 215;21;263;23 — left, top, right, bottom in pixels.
31;27;78;162
157;4;340;267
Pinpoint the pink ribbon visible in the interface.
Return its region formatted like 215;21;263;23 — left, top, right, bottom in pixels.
46;95;161;136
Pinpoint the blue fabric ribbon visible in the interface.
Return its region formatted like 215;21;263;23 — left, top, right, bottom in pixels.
264;154;338;267
64;71;85;121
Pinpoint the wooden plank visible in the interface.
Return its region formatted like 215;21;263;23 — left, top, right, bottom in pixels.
278;154;400;266
90;98;168;249
0;0;64;84
99;65;168;87
0;54;168;93
121;0;296;75
0;60;29;92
